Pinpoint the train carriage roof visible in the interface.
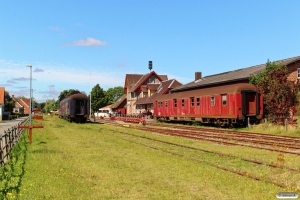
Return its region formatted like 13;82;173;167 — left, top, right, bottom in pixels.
61;93;89;103
155;83;257;101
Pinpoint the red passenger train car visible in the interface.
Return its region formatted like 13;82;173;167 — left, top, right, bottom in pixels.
153;83;263;126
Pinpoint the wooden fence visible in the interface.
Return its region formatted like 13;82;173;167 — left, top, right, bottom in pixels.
0;117;29;167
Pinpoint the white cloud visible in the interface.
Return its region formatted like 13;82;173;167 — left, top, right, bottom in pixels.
34;68;44;72
63;37;108;46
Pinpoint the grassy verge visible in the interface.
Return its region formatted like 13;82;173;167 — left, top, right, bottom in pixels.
1;116;299;199
236;117;300;137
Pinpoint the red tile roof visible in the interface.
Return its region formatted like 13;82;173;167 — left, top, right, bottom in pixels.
135;79;182;105
129;71;168;92
0;87;4;104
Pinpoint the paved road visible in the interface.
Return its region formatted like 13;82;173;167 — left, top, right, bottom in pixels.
0;117;28;135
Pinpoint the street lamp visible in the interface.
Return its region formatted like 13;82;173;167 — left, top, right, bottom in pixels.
90;74;92;117
26;64;32;126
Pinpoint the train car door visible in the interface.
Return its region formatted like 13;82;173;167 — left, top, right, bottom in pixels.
173;99;178;116
189;97;195;116
242;91;256;115
75;99;85;115
221;94;228;117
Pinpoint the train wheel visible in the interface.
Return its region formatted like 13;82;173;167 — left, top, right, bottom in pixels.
215;119;221;128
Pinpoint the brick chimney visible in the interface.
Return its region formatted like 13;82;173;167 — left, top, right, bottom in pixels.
195;72;202;81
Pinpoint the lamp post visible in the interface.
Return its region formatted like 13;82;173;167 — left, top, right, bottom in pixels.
17;64;43;144
90;74;92;117
26;64;32;126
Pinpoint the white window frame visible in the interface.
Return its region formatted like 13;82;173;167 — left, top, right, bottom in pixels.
211;96;215;106
222;94;227;106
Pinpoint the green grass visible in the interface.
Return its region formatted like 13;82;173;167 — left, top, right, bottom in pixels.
1;116;299;199
235;118;300;137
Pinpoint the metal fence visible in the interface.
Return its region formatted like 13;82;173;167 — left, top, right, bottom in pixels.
0;117;29;167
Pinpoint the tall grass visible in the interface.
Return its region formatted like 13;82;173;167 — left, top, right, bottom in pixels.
0;116;298;199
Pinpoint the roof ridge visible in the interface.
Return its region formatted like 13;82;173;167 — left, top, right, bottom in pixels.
202;55;300;79
130;73;148;92
14;98;23;107
20;98;29;107
168;79;175;89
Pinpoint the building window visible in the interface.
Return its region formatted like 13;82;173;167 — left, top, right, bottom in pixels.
190;97;194;107
298;68;300;78
196;97;200;106
174;99;177;107
211;96;215;106
222;94;227;106
182;99;185;107
149;78;152;83
165;101;168;108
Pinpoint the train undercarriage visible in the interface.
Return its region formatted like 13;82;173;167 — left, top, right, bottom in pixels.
59;114;88;123
154;115;261;127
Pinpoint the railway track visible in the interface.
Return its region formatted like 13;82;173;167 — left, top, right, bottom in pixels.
96;119;300;155
95;119;300;190
111;130;299;190
143;123;300;155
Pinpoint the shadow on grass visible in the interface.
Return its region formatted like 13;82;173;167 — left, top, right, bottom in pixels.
0;135;28;198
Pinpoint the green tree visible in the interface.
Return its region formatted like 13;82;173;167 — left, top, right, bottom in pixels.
43;99;56;113
105;86;124;105
55;89;81;108
32;98;39;110
57;89;81;102
250;60;300;120
4;91;15;113
90;84;106;113
39;102;46;111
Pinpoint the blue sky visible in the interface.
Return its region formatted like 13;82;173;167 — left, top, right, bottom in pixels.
1;0;300;102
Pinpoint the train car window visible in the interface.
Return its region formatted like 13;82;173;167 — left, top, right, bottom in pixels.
165;101;168;108
174;99;177;107
196;98;200;106
211;96;215;106
190;97;194;107
182;99;185;107
222;94;227;105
